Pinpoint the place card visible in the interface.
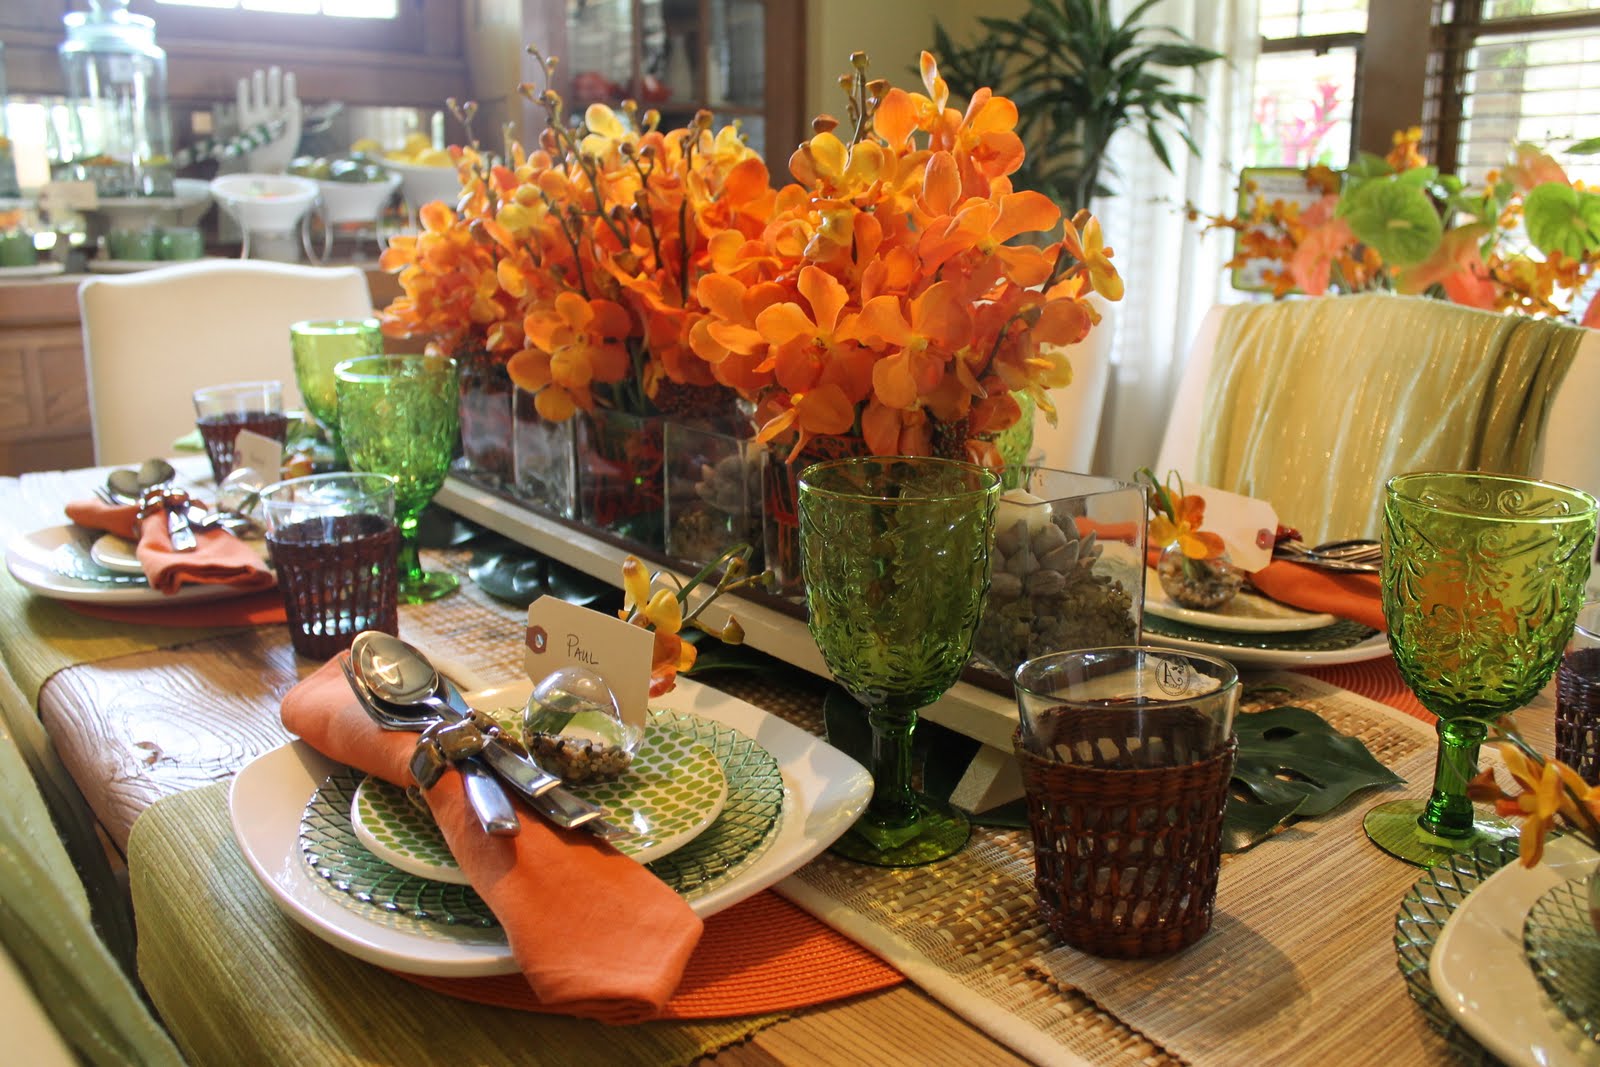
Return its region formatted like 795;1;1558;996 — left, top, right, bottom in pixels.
1189;483;1278;572
232;428;284;483
524;594;653;729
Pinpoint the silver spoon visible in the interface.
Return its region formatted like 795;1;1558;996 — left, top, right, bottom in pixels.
106;458;175;505
348;633;619;835
341;651;519;837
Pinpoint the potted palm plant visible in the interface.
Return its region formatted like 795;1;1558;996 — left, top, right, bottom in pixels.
933;0;1224;214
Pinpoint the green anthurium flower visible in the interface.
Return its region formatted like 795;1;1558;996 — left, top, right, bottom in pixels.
1523;182;1600;259
1336;178;1443;267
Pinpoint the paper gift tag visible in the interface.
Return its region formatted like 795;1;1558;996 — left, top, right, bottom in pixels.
524;594;654;729
1188;484;1278;572
232;429;284;482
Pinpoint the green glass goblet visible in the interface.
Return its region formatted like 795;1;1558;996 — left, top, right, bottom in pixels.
799;455;1001;867
334;353;460;603
291;318;382;462
1367;471;1597;867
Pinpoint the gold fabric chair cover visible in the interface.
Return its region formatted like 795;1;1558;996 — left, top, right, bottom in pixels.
1194;293;1583;543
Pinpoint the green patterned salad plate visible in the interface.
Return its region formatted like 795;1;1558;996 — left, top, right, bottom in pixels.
350;723;728;880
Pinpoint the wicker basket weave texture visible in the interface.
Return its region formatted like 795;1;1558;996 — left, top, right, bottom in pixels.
1015;708;1235;959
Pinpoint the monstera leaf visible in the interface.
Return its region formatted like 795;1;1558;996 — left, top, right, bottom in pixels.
1223;705;1405;851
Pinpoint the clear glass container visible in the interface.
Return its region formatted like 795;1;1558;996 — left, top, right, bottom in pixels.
57;0;174;197
0;44;20;199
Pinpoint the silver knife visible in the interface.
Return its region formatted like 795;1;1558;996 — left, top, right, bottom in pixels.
436;679;631;839
460;758;521;836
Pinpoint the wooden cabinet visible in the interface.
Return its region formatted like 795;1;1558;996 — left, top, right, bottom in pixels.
0;277;94;476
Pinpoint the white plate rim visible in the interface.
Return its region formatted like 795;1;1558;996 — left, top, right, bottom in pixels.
87;257;224;274
1143;567;1338;633
1140;626;1391;667
5;525;268;605
228;673;871;977
0;262;65;278
348;723;731;876
1431;834;1600;1067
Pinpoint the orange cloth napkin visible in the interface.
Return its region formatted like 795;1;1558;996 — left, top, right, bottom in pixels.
280;656;704;1024
1245;560;1386;632
65;497;276;596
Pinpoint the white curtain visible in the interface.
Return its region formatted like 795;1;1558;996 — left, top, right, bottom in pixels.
1089;0;1259;481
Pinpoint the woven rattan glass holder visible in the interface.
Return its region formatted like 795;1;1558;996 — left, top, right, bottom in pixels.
1015;721;1236;959
267;513;399;658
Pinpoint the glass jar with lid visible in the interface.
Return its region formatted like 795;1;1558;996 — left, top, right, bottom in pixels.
57;0;174;197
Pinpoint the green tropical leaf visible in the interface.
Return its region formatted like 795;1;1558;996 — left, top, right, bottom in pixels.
1231;705;1404;819
1569;136;1600;155
1222;796;1305;853
1523;182;1600;258
1143;43;1226;68
1344;152;1394;182
1337;179;1443;266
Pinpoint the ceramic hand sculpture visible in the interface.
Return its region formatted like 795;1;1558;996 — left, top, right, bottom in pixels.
236;67;300;175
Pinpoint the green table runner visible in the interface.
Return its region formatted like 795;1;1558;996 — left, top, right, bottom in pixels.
129;783;780;1067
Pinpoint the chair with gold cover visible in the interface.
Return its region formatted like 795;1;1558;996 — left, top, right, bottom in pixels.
1154;293;1600;544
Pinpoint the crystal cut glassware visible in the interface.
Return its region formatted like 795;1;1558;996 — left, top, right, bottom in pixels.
799;455;999;867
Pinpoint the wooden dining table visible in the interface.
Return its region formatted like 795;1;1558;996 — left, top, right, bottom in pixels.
1;460;1556;1066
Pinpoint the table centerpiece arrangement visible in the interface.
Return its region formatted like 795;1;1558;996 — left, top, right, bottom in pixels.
377;49;1123;590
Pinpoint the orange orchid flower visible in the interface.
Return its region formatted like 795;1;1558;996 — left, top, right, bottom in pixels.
840;281;974;409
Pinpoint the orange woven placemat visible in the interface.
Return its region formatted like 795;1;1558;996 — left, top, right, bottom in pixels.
64;590;287;628
1297;658;1428;722
393;889;903;1019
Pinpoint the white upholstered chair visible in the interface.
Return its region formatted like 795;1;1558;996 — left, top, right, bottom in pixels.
1031;294;1116;473
1155;296;1600;541
77;259;374;466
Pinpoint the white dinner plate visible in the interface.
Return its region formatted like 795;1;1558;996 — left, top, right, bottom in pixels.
229;674;871;977
1431;834;1600;1067
87;257;223;274
1144;567;1338;633
1141;625;1391;668
0;262;64;279
5;525;269;605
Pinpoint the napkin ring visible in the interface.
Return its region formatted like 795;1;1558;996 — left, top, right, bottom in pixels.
408;718;491;789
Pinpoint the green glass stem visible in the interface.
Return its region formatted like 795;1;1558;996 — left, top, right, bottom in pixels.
864;701;919;829
395;512;423;589
1419;716;1488;839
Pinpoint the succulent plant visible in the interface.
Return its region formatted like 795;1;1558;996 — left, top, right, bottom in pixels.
975;511;1137;671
